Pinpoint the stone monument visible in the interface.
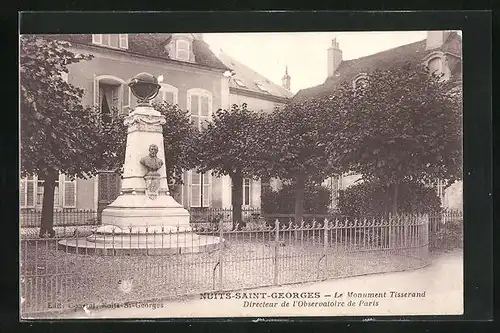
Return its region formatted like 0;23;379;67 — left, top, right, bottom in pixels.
59;73;221;254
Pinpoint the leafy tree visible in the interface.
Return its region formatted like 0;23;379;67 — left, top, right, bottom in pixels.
263;98;343;223
196;104;265;228
152;101;200;194
331;63;462;214
338;180;441;218
20;35;125;237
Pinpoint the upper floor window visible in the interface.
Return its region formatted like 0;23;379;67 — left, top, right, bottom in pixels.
94;75;130;121
175;40;191;61
92;34;128;50
153;83;178;106
425;53;451;81
187;88;212;130
353;73;369;89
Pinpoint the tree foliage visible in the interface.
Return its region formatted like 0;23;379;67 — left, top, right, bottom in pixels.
262;182;331;215
152;101;200;185
196;104;265;226
20;35;125;236
338;180;441;218
263;97;344;222
329;63;462;213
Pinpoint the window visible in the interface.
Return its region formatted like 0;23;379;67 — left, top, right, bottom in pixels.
428;57;442;75
187;89;212;130
20;174;75;209
255;83;270;94
153;83;178;106
190;171;211;208
234;79;247;88
353;73;369;89
175;40;190;61
92;34;128;49
36;176;60;207
243;178;251;206
425;53;451;81
94;75;130;119
20;175;36;208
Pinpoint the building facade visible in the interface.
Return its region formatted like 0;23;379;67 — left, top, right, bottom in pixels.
20;34;293;213
20;33;233;212
294;31;463;211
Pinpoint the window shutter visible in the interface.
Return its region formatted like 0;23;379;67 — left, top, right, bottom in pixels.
93;76;99;108
200;96;209;116
63;175;76;208
92;34;102;44
203;173;211;207
122;84;130;114
20;179;26;207
102;34;110;46
191;95;199;115
164;91;174;104
26;176;35;207
119;34;128;49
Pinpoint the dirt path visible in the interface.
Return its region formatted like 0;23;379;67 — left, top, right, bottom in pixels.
57;249;463;318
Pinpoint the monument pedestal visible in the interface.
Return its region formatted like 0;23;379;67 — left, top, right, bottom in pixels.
59;103;221;254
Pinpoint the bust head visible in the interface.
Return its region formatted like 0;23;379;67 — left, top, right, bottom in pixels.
148;144;159;158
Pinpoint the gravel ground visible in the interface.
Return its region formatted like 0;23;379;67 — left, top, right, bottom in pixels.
20;238;426;316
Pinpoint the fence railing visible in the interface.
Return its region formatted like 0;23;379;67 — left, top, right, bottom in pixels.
20;209;100;228
20;214;429;317
428;209;463;250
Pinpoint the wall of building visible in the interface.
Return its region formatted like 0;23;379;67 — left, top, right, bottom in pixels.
76;178;95;210
65;45;227;210
229;93;283;113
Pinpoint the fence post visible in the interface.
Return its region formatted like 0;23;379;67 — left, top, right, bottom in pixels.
273;219;279;285
323;218;329;252
218;216;224;291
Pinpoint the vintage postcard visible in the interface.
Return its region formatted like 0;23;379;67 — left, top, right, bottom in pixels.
19;30;463;319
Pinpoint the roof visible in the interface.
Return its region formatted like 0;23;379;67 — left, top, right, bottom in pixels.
47;33;229;71
217;51;294;100
294;31;462;102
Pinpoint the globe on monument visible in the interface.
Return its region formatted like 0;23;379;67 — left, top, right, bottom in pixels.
128;72;161;103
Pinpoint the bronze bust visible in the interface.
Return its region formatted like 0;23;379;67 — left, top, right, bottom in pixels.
140;144;163;176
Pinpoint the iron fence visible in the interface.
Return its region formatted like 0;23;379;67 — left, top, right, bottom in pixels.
20;209;100;228
20;214;429;317
428;209;463;250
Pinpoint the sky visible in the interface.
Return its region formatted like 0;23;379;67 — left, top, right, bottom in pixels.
203;31;445;94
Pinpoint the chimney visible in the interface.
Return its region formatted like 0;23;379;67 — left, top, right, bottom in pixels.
281;66;291;91
327;38;343;77
426;31;452;50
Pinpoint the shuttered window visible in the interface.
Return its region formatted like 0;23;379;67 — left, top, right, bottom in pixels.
153;84;178;106
243;178;251;206
63;175;77;208
187;89;212;130
92;34;128;50
190;171;211;208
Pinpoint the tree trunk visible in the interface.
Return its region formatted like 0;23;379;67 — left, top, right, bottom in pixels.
39;168;58;238
231;171;244;229
294;173;306;224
